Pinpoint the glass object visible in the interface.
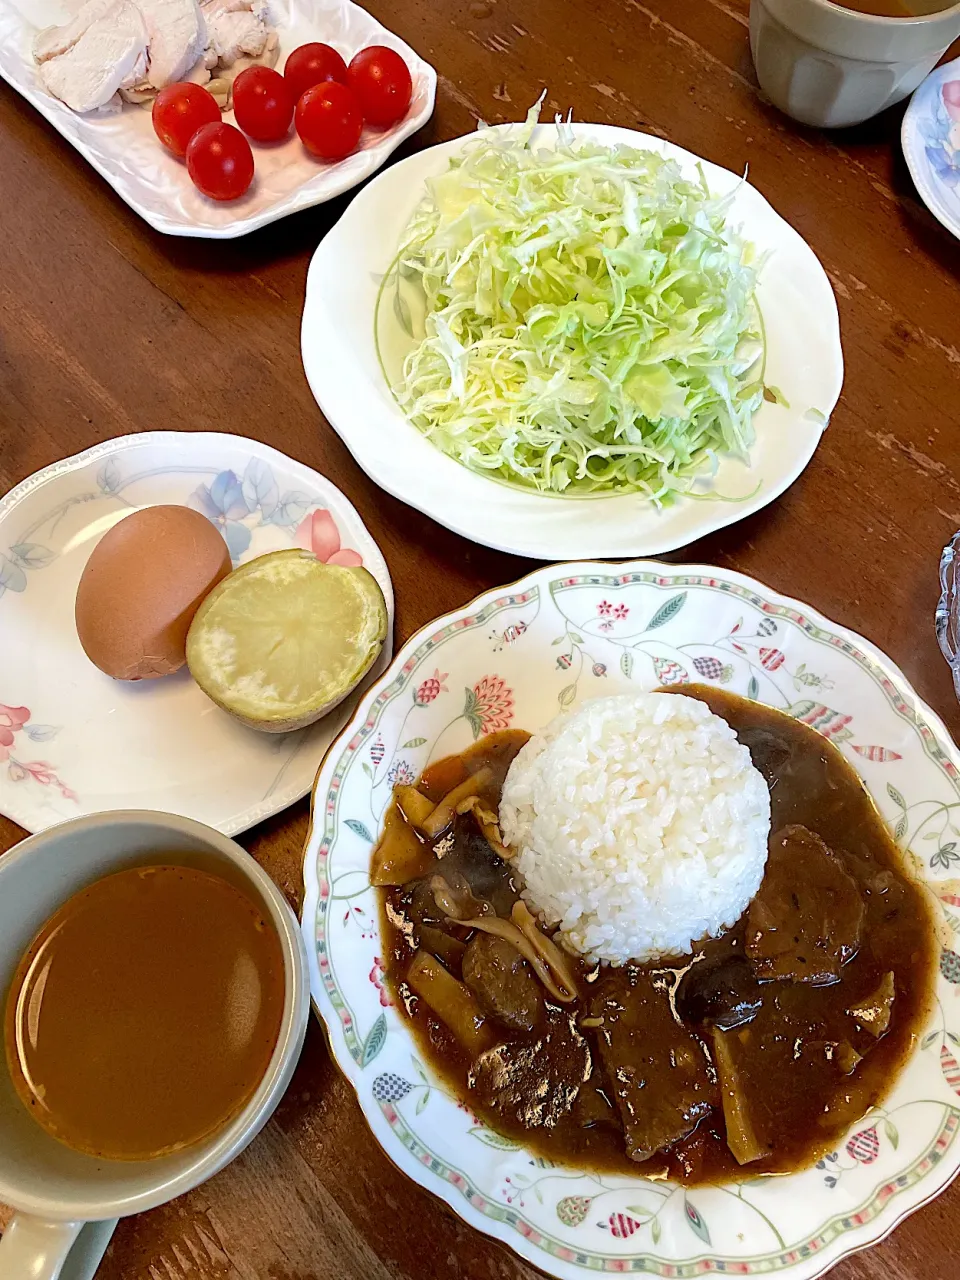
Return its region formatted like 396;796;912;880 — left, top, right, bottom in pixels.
937;530;960;699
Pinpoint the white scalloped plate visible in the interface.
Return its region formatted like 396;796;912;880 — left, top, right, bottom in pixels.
301;122;843;560
0;0;436;238
302;559;960;1280
0;431;393;835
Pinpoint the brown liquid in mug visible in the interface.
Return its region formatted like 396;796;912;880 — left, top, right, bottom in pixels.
3;865;285;1160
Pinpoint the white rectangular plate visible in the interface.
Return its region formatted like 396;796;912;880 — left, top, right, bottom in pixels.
0;0;436;238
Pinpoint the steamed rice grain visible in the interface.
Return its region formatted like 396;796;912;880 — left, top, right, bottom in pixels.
499;693;770;966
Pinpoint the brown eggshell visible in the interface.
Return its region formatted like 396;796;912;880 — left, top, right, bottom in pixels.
75;506;232;680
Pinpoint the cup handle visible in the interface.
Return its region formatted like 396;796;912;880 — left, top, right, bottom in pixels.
0;1214;116;1280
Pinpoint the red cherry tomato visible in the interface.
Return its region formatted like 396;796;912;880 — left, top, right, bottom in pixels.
186;123;254;201
232;65;294;142
347;46;412;129
295;82;362;162
152;82;220;158
284;42;348;101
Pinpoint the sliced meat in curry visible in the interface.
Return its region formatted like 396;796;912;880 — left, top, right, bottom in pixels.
468;1010;591;1129
746;825;866;985
462;932;544;1032
590;966;716;1162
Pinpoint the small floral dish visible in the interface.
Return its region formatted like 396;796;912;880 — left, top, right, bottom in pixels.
903;57;960;241
0;1;436;239
0;431;393;835
303;559;960;1280
301;121;843;560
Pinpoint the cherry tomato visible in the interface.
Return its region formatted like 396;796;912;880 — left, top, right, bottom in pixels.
152;82;220;158
284;42;348;101
232;65;294;142
347;46;412;129
186;123;254;201
295;82;362;162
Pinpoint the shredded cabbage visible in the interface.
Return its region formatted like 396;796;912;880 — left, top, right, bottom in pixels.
381;102;765;502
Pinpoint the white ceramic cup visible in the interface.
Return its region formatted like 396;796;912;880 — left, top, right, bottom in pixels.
0;810;310;1280
750;0;960;128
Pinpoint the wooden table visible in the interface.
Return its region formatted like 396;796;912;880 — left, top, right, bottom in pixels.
2;2;960;1276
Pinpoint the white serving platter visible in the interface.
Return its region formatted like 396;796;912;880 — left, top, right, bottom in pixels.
0;0;436;238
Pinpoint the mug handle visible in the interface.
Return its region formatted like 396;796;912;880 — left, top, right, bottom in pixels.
0;1214;117;1279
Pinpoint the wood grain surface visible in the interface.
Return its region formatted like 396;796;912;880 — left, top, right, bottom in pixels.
2;1;960;1276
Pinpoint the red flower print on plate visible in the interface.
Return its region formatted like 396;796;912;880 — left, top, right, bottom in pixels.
597;600;613;616
846;1126;880;1165
464;675;514;737
760;647;786;671
369;957;392;1007
296;509;363;566
415;669;449;706
613;604;629;621
0;703;77;802
0;703;30;762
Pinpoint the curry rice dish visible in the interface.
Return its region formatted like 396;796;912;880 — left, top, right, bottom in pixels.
372;688;936;1186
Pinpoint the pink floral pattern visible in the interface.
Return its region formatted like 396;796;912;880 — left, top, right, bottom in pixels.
296;509;363;567
0;703;76;802
369;957;392;1007
603;1213;643;1240
463;675;514;738
0;703;29;761
415;669;448;706
846;1127;880;1165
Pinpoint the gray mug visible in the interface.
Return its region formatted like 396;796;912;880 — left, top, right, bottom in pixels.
750;0;960;128
0;811;310;1280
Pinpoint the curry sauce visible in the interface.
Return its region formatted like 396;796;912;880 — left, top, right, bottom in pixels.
377;687;937;1185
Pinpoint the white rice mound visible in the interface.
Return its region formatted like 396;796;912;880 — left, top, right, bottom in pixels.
499;693;771;966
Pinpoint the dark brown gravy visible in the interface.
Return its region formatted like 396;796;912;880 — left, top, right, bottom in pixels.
378;687;937;1184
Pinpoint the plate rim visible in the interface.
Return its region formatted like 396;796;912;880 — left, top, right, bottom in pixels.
0;0;437;239
300;555;960;1280
902;56;960;244
300;120;844;560
0;429;394;836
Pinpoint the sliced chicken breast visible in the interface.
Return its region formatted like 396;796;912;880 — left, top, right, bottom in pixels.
33;0;123;64
202;0;272;66
138;0;207;88
201;0;269;16
37;1;149;112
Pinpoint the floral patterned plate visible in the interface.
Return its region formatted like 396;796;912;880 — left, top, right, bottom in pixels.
0;431;393;835
902;57;960;241
302;559;960;1280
